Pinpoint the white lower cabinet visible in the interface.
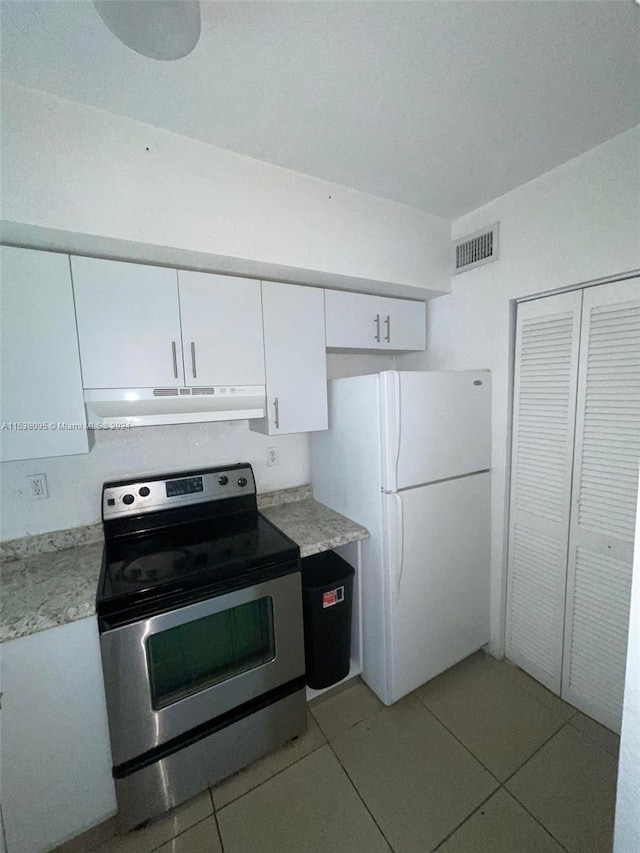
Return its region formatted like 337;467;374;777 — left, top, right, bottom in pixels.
251;282;328;435
0;247;89;462
324;289;426;351
2;618;116;853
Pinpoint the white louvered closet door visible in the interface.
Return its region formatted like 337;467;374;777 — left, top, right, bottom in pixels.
506;291;583;693
561;279;640;732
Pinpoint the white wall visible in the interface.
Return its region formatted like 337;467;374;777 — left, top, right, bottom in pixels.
0;80;437;541
0;80;450;299
0;352;396;541
327;353;396;380
614;477;640;852
398;126;640;654
0;421;309;540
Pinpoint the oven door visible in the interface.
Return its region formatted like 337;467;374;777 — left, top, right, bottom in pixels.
100;568;304;767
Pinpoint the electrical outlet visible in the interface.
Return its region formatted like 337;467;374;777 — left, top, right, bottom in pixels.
266;447;279;467
27;473;49;500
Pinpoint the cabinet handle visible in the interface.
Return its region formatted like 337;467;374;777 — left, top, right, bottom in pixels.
274;397;280;430
171;341;178;379
374;314;381;342
385;315;391;343
190;342;197;379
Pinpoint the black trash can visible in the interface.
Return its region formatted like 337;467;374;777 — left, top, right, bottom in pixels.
301;550;355;689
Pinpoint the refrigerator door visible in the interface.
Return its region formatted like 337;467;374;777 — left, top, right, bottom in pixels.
380;371;491;492
380;472;490;705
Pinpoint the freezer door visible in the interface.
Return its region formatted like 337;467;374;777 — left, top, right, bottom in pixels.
381;472;491;704
380;371;491;492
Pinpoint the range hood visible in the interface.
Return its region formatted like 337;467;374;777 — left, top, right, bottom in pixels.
84;386;266;428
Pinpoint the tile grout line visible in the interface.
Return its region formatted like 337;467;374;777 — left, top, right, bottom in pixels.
211;700;384;814
501;717;572;787
414;656;579;786
429;789;501;853
429;783;572;853
326;739;398;852
211;738;329;812
95;668;585;853
566;716;620;758
412;691;503;785
326;697;568;853
209;788;227;853
124;682;582;853
412;690;574;851
110;792;223;853
498;785;573;853
146;810;220;853
482;655;580;721
499;720;587;853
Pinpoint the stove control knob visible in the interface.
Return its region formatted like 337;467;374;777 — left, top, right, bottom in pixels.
122;493;135;505
238;477;248;487
218;476;229;486
139;486;150;497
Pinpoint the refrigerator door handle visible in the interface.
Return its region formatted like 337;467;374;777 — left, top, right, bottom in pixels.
381;370;402;493
392;492;404;600
393;370;401;490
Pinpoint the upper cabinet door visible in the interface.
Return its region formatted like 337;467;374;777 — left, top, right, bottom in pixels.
251;283;327;435
71;257;183;389
178;271;265;386
1;247;89;461
325;291;387;349
324;290;425;351
383;297;426;350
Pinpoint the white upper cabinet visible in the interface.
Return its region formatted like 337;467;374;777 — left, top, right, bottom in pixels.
72;257;183;388
324;290;426;351
386;297;427;350
72;258;266;391
251;282;328;435
0;246;89;461
177;271;265;386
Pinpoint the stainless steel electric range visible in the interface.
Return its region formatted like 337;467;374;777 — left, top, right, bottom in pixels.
96;463;307;829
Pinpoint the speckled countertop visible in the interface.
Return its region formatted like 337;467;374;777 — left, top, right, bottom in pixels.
1;542;104;643
261;499;368;559
0;486;368;643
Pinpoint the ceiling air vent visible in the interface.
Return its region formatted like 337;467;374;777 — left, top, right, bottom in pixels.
453;223;499;274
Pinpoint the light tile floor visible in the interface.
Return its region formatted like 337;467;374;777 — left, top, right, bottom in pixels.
66;653;620;853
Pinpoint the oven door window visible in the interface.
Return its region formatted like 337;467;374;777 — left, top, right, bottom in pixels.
146;596;275;709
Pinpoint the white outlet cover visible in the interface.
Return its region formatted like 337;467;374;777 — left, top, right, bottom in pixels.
27;473;48;499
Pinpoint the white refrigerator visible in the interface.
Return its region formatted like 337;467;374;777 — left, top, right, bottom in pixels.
311;370;491;705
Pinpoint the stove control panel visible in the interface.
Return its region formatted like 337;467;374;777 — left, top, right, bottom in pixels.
102;465;256;519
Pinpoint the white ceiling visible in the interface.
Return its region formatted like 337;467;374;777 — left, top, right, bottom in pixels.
1;1;638;219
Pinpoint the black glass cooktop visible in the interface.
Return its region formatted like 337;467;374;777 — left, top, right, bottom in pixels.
96;511;299;619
